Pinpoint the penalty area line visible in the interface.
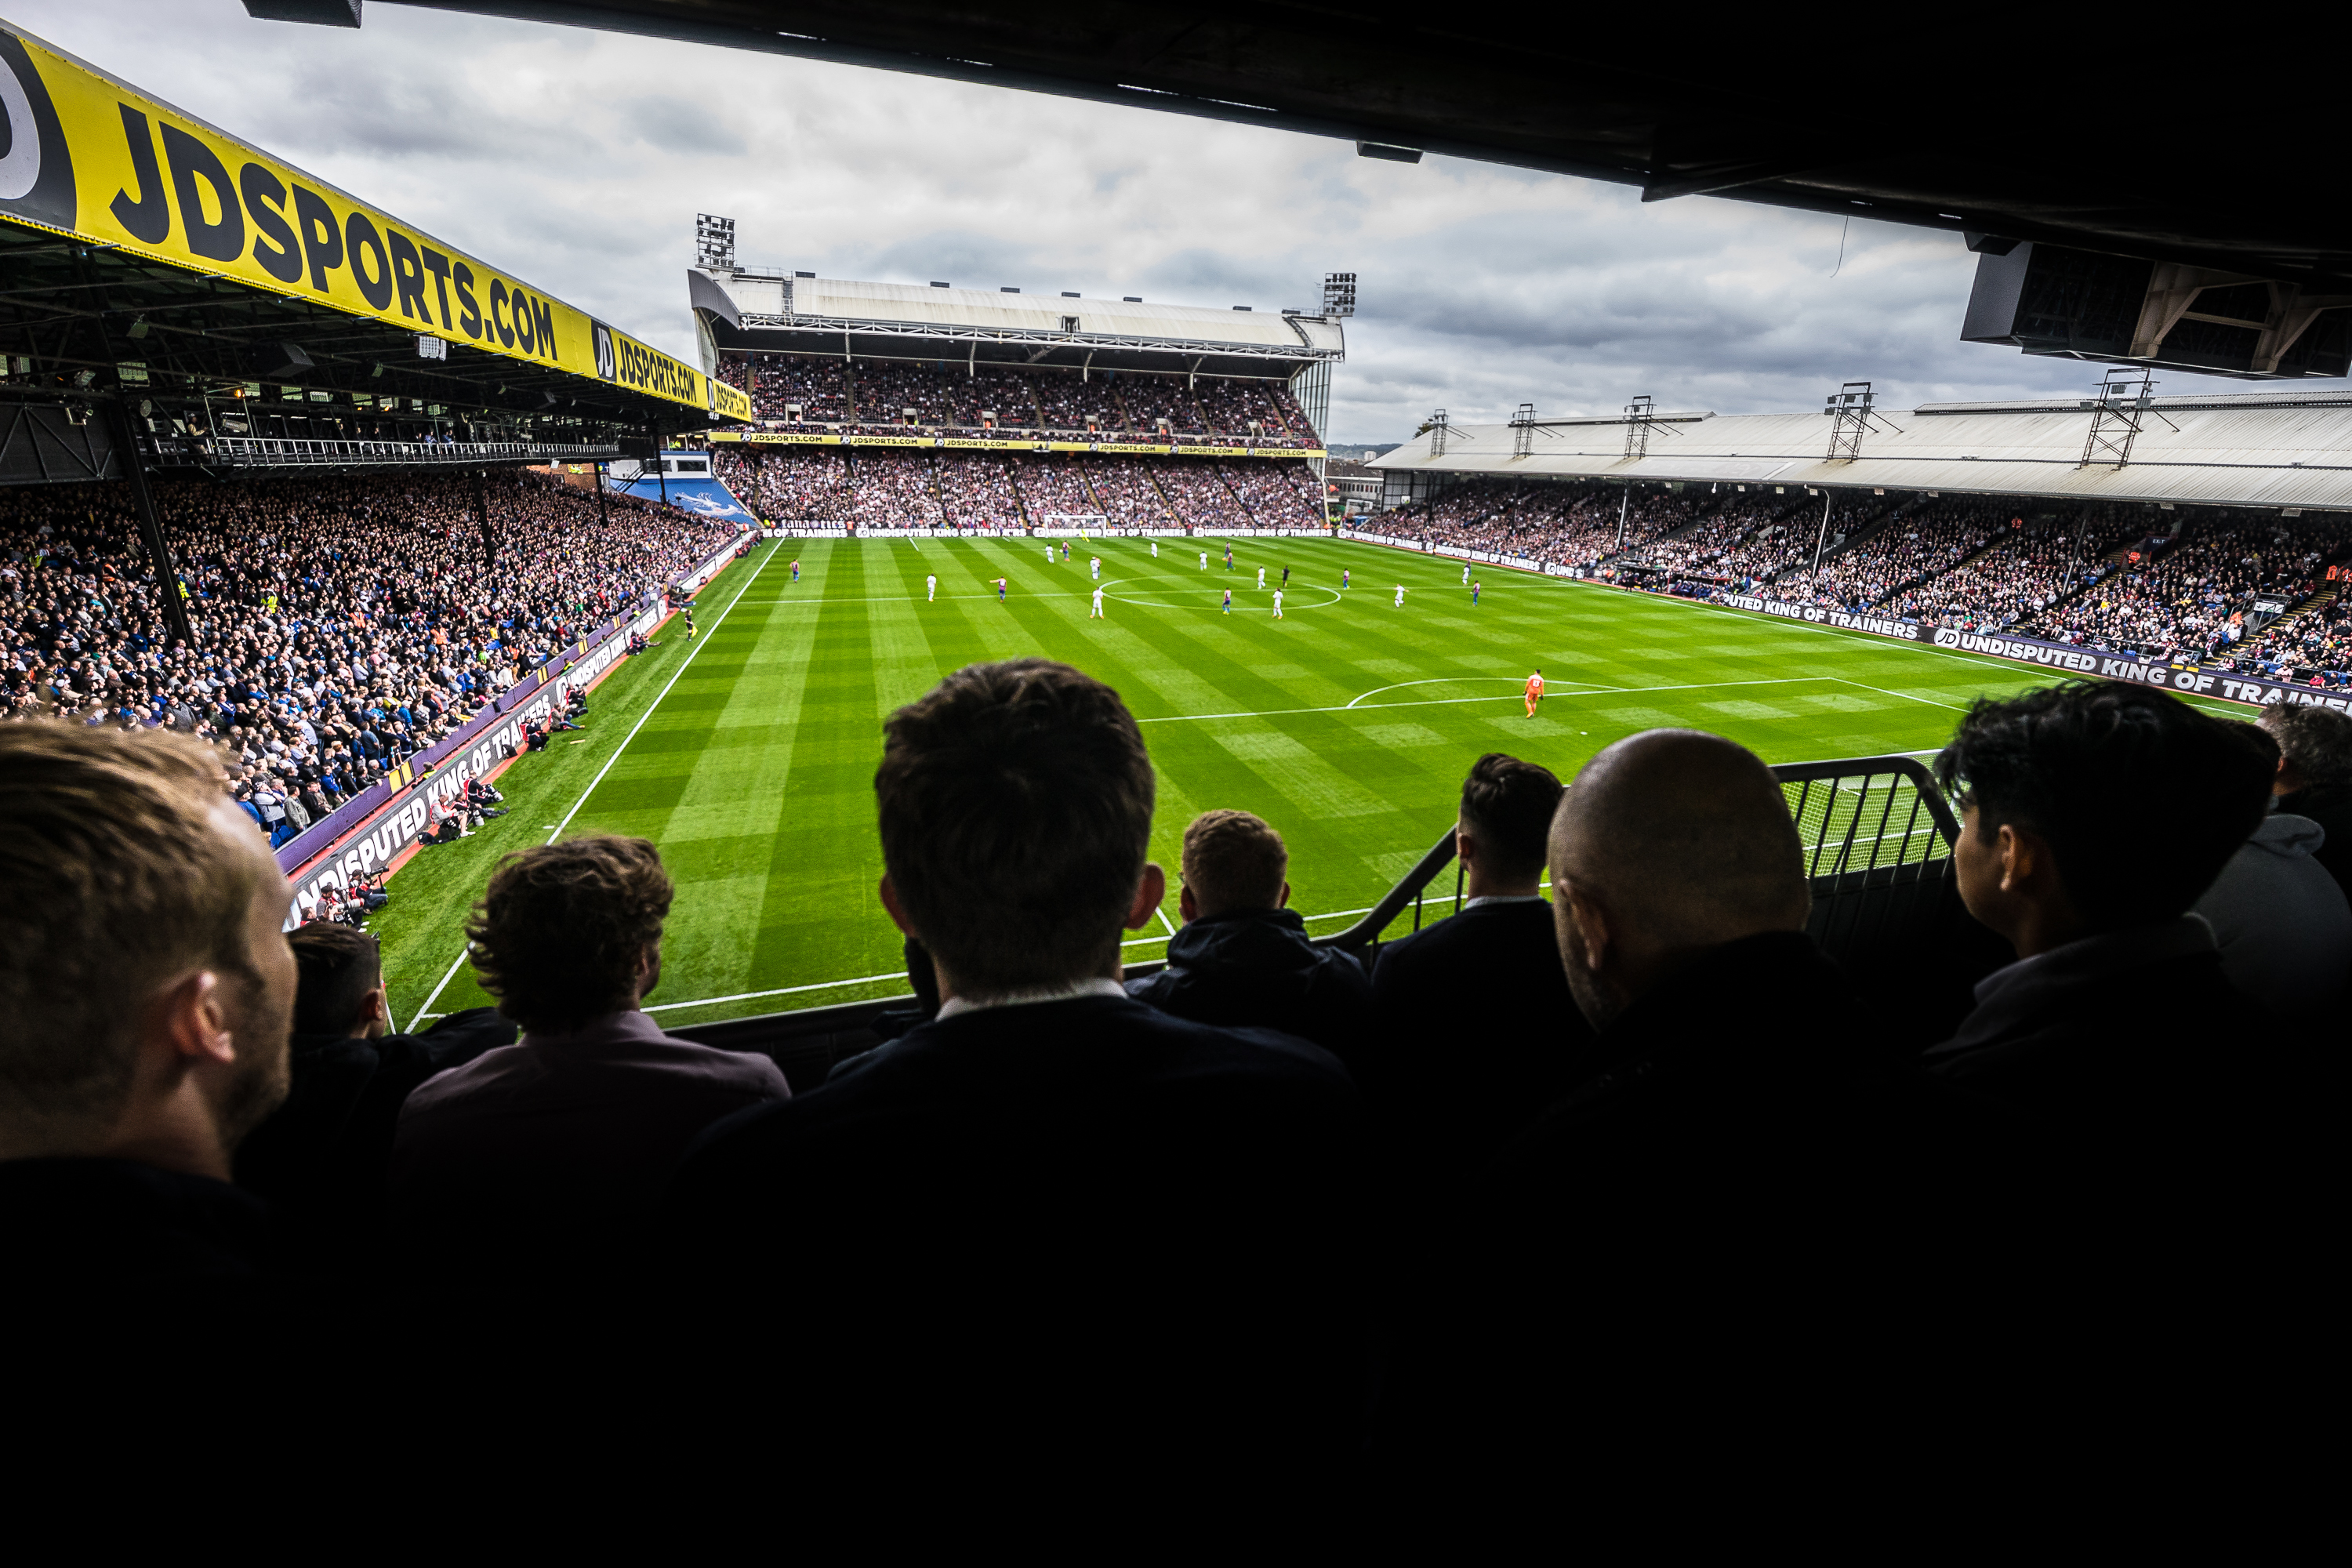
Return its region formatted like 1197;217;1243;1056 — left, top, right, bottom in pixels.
404;543;784;1031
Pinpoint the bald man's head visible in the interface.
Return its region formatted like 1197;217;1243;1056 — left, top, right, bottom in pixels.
1549;731;1810;1025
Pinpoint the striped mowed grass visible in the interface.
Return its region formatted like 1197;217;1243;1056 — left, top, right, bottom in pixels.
376;535;2073;1029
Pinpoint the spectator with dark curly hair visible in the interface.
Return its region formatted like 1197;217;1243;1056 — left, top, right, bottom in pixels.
1926;681;2274;1111
389;835;787;1272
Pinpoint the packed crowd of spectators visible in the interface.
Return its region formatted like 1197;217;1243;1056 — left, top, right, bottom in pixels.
1218;462;1319;528
1083;459;1175;527
935;455;1026;529
1013;456;1103;521
1776;503;2010;610
0;472;735;846
1374;480;1719;571
1710;503;1878;589
1621;500;1783;579
2020;515;2352;659
1152;461;1253;528
729;354;1322;446
838;451;945;527
711;447;851;522
7;659;2326;1465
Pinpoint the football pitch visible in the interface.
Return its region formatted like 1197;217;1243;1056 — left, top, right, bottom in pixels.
374;535;2080;1029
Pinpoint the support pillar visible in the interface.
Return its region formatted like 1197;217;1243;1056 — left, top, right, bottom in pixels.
110;401;194;648
474;468;495;564
595;461;610;525
1809;491;1835;579
1616;484;1631;553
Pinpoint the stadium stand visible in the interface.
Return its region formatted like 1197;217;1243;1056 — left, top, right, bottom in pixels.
935;453;1028;528
1152;460;1252;528
843;451;945;527
712;446;852;523
1084;458;1176;527
1012;455;1104;522
0;473;730;840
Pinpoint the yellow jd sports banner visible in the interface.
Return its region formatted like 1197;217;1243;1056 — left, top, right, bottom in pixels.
0;22;712;413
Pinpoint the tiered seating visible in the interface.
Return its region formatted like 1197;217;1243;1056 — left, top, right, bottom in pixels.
965;367;1038;430
1780;503;2010;608
744;354;850;425
1153;460;1250;527
1012;456;1102;521
1083;459;1174;526
1220;461;1319;526
1033;373;1117;433
935;454;1026;528
849;361;956;430
715;447;850;521
0;471;731;818
844;451;943;525
1112;374;1206;434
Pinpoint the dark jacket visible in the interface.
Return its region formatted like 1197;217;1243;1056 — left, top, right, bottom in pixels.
234;1007;514;1265
0;1157;283;1294
662;992;1367;1457
1124;906;1373;1063
2278;785;2352;902
1379;931;2027;1461
391;1007;788;1275
1367;897;1599;1178
1923;914;2257;1119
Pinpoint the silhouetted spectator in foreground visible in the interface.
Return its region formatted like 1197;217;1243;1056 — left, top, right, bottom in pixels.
234;924;514;1269
2261;700;2352;901
1367;752;1595;1178
1925;681;2274;1114
2191;724;2351;1019
0;724;299;1300
1381;730;2019;1467
390;836;787;1276
664;659;1363;1458
1124;808;1373;1059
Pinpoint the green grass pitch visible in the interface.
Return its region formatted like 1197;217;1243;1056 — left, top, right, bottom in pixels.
371;535;2102;1029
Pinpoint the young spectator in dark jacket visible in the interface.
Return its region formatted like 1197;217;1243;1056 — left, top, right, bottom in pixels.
664;660;1364;1460
390;836;788;1276
234;924;514;1269
1367;752;1597;1178
1924;681;2275;1119
2261;700;2352;901
1123;808;1373;1061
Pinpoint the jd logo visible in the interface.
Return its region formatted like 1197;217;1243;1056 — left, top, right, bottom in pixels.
593;321;616;382
1933;629;1962;647
0;34;74;230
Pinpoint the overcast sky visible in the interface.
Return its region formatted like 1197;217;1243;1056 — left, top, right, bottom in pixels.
13;2;2332;443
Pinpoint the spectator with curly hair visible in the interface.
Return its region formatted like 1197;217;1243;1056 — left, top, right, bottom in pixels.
389;835;787;1271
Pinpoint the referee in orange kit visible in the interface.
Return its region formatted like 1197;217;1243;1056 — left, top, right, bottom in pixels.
1524;667;1544;716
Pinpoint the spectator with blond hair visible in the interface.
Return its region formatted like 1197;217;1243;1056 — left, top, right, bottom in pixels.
0;723;299;1290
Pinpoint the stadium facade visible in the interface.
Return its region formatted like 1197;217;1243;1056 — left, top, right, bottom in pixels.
688;258;1341;532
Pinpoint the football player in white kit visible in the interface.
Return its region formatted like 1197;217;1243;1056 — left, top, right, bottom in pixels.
926;573;937;602
1394;584;1407;608
1272;589;1283;619
1091;585;1105;619
1461;563;1471;586
1199;550;1208;570
1151;540;1159;558
1257;566;1266;590
1091;557;1101;580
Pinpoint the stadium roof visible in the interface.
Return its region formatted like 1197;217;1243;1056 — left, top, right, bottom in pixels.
303;2;2350;292
691;268;1344;377
1367;392;2352;512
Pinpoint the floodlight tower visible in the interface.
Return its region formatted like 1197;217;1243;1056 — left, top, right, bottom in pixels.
1623;394;1656;460
1511;402;1537;459
2080;368;2164;469
1321;272;1357;318
1428;408;1450;457
695;214;737;273
1824;381;1874;462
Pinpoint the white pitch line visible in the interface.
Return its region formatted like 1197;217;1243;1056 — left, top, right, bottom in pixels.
1136;674;1836;727
405;543;783;1031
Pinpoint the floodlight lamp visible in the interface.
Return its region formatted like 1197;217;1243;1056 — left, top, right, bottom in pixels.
128;317;150;339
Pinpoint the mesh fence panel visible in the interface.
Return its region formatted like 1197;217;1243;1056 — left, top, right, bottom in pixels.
1780;768;1952;880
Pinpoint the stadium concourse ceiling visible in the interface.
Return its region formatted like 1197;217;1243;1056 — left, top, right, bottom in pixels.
266;1;2350;292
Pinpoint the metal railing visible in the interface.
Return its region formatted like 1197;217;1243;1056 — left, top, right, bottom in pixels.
143;436;622;468
670;754;1969;1069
